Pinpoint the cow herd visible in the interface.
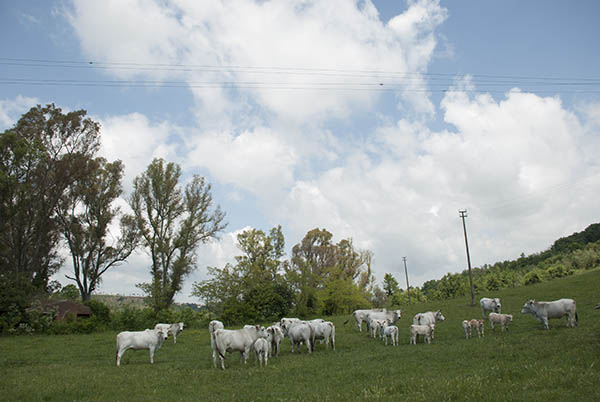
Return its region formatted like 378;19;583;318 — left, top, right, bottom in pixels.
209;318;335;369
114;297;579;368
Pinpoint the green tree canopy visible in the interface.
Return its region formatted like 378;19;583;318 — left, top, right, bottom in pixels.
0;104;100;295
192;226;293;324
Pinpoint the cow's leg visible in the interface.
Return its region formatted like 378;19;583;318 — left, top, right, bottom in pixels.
543;318;549;330
149;347;155;364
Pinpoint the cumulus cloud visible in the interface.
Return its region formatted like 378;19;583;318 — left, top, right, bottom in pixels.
97;112;180;191
66;0;447;125
0;95;40;131
185;127;297;197
277;87;600;287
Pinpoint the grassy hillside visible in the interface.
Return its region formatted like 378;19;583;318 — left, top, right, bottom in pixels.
2;270;600;401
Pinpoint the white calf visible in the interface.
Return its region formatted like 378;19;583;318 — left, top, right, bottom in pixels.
154;322;184;344
209;320;225;368
382;322;398;346
489;313;513;332
410;324;434;345
116;327;168;366
413;311;444;338
469;319;485;338
266;325;284;357
462;320;472;339
253;337;270;367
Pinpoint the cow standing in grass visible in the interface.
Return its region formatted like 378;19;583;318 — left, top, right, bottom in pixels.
462;320;472;339
469;319;485;338
410;324;434;345
480;297;501;319
214;325;267;370
346;309;385;332
209;320;225;368
521;299;577;329
489;313;513;332
116;327;169;366
154;322;184;344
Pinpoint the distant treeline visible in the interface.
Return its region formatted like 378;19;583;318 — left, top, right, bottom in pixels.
420;223;600;300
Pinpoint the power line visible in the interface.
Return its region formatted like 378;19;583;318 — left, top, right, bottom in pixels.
2;57;600;93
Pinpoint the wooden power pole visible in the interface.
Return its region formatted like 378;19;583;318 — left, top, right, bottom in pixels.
403;256;411;304
459;210;476;306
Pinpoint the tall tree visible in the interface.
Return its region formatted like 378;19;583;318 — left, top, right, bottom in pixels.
56;157;140;301
286;228;336;316
130;158;226;311
193;226;293;323
286;228;373;316
0;104;100;294
382;273;400;297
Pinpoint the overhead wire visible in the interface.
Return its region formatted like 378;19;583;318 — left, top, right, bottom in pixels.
1;57;600;93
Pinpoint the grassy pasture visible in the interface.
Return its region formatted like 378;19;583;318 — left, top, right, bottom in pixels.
1;270;600;401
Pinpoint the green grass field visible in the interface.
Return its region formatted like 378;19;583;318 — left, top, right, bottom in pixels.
2;270;600;401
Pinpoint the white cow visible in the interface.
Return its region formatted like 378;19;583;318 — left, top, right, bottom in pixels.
154;322;184;344
489;313;513;332
116;327;169;366
462;320;472;339
521;299;577;329
209;320;225;368
410;324;434;345
253;337;270;367
309;321;335;350
480;297;502;318
412;311;444;338
266;325;284;357
286;321;314;353
346;309;386;332
469;319;485;338
365;310;402;334
382;321;398;346
214;325;267;369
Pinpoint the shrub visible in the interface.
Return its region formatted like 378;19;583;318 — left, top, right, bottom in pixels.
523;271;542;286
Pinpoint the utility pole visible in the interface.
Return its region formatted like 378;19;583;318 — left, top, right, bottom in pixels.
459;210;475;306
403;256;411;304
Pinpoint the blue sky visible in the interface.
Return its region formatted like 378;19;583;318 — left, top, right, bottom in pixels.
2;1;599;302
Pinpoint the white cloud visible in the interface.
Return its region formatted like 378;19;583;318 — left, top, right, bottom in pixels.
0;95;39;131
98;112;180;192
185;126;297;197
66;0;447;125
276;88;599;288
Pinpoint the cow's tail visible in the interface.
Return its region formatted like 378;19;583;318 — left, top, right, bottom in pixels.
309;324;316;352
215;332;227;361
329;322;336;350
